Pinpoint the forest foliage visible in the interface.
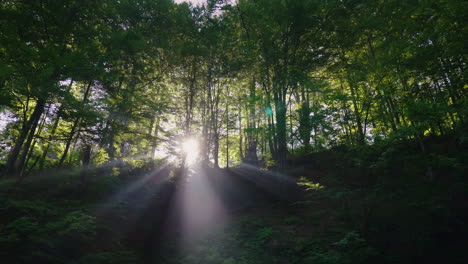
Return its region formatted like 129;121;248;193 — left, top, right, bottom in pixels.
0;1;467;263
0;0;465;176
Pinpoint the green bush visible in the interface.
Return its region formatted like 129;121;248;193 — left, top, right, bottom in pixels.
46;210;96;240
303;232;378;264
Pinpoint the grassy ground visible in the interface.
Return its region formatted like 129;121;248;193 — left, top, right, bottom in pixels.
1;134;467;263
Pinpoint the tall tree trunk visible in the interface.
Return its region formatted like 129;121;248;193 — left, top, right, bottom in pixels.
39;80;74;171
211;79;222;169
213;131;219;168
226;120;229;168
274;88;287;171
39;107;62;171
15;100;45;179
5;98;46;177
80;144;91;185
238;101;244;161
245;77;258;164
151;117;160;159
184;61;197;135
200;85;210;167
148;117;155;158
58;82;93;168
23;104;51;176
267;112;276;160
298;84;311;150
289;92;294;152
225;85;230;168
107;129;116;162
58;118;80;168
345;73;365;145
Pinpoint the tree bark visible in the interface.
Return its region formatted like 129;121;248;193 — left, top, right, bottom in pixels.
238;101;244;161
298;83;311;149
80;144;91;185
275;98;287;171
5;98;46;177
245;77;258;164
39;80;74;171
58;82;93;168
345;72;365;145
15;100;45;179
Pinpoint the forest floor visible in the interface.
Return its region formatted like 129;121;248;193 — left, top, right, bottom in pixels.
93;160;387;264
1;140;467;264
0;160;352;264
98;163;328;264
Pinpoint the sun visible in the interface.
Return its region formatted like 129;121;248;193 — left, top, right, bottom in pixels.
181;138;200;165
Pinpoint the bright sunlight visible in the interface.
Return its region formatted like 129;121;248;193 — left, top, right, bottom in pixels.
181;138;200;165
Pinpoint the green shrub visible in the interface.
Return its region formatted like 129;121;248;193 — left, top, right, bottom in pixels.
46;210;96;240
303;232;378;264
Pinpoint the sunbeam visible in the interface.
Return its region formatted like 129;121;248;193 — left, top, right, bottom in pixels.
162;165;230;252
231;163;302;200
181;138;200;166
94;161;171;211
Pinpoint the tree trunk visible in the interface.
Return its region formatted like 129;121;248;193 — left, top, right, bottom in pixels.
151;117;160;159
80;144;92;185
58;82;93;168
39;80;74;171
274;89;287;171
345;73;365;145
39;108;61;171
201;85;210;167
298;84;311;150
226;122;229;168
225;86;230;168
245;77;258;164
213;131;219;168
15;100;45;179
238;99;244;161
5;98;45;177
148;117;155;158
23;104;51;177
